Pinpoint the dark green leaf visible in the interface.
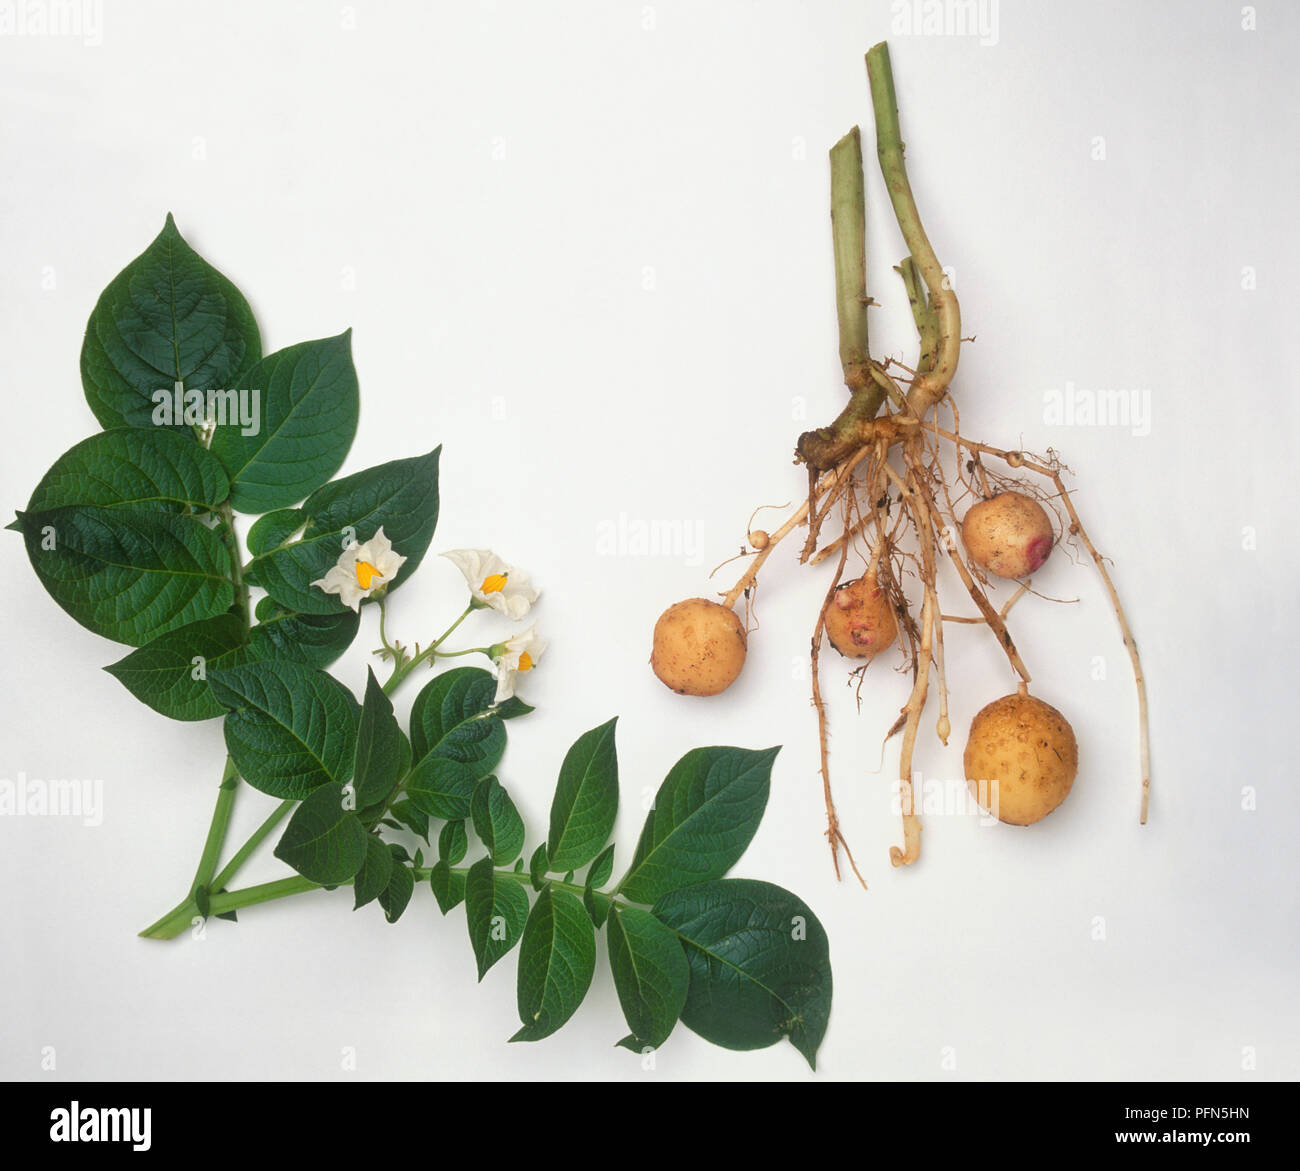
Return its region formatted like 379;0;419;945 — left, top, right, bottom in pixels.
583;843;616;928
273;782;368;885
430;861;466;914
651;878;832;1069
210;332;359;513
209;660;360;799
405;755;476;821
246;509;304;557
495;696;535;721
17;505;234;646
465;856;531;981
81;214;261;431
353;835;394;909
389;799;429;842
510;887;596;1043
409;667;505;775
26;427;230;514
247;607;359;670
439;820;468;865
352;669;409;807
378;857;415;923
584;888;612;929
547;718;618;873
471;776;525;866
587;843;615;890
104;613;247;721
528;844;548;893
618;746;777;905
246;449;440;613
607;904;690;1051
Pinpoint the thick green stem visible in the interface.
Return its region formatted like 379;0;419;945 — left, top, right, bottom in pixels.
866;41;961;414
830;127;873;394
895;256;939;375
190;756;240;898
209;798;295;893
797;128;885;471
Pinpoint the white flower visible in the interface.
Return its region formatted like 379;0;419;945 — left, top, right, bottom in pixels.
441;549;539;619
490;625;547;702
310;527;407;612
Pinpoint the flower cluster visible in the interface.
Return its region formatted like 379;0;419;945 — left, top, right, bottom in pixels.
312;535;545;702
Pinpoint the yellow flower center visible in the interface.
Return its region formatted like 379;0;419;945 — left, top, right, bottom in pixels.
355;560;382;590
480;572;508;594
517;651;533;672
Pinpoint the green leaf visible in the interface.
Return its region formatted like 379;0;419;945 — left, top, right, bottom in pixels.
247;509;305;557
471;776;525;866
587;843;615;890
246;449;440;614
618;746;778;905
209;660;360;799
26;427;230;514
210;332;360;513
17;505;234;646
465;856;531;981
104;613;247;721
510;887;596;1043
651;878;832;1070
528;844;548;893
389;799;429;842
81;214;261;430
607;904;690;1051
409;667;506;775
378;855;415;923
405;755;476;821
353;835;394;910
247;607;359;670
583;843;616;928
430;861;467;914
439;820;468;866
352;669;410;807
495;696;535;721
273;782;367;885
546;718;618;873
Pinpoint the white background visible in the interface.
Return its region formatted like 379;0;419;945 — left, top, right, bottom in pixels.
1;0;1297;1082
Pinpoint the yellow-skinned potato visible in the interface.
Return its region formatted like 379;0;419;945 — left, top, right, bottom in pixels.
963;690;1078;825
651;598;747;696
824;573;897;660
961;492;1054;579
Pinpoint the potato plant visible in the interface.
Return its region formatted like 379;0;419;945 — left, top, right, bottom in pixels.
651;43;1150;877
11;216;833;1065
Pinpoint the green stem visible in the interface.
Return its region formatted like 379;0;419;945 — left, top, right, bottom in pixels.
209;798;295;893
190;756;240;898
382;601;475;695
895;256;939;375
142;858;630;940
865;40;961;414
830;127;873;395
796;126;885;472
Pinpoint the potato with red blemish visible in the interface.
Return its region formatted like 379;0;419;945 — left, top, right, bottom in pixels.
823;572;897;660
963;690;1078;825
651;598;747;696
961;492;1054;579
